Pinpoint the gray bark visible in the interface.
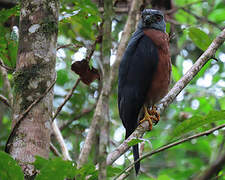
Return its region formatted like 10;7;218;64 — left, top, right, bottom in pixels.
7;0;59;178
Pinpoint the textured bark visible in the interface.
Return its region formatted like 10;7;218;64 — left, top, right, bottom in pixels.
8;0;59;178
98;1;112;178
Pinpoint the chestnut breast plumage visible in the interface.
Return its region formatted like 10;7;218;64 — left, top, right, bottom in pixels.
144;29;171;105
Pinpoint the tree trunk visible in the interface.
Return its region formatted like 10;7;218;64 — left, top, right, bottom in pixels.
7;0;58;178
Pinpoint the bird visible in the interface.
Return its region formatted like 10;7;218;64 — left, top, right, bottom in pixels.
118;9;171;174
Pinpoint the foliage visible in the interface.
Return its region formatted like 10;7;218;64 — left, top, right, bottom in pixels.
0;151;24;180
0;0;225;179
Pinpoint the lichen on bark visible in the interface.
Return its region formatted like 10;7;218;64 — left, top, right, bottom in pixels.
8;0;59;178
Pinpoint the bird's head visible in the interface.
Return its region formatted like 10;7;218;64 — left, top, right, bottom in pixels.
139;9;166;32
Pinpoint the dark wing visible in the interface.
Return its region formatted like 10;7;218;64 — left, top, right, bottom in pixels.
118;29;158;138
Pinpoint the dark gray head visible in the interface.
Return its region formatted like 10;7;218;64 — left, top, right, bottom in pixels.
138;9;166;32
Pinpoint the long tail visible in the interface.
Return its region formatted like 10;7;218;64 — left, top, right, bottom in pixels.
126;131;140;175
133;144;140;174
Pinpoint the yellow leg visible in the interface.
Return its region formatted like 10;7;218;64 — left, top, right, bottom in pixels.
148;105;160;125
139;106;158;130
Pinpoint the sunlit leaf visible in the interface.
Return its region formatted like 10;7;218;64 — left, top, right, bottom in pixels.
208;8;225;22
0;151;24;180
188;27;212;51
168;110;225;141
127;138;143;146
172;65;181;82
107;166;122;177
34;157;77;180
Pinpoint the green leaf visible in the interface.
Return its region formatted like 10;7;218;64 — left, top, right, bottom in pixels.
0;5;20;23
208;8;225;23
33;156;49;170
172;65;181;82
0;151;24;180
107;166;122;177
127;138;143;146
168;110;225;141
34;157;77;180
157;174;172;180
166;23;171;34
188;27;212;51
57;69;70;85
77;163;98;179
219;97;225;110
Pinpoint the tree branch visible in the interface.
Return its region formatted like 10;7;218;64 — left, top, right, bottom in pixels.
52;78;81;123
0;94;11;108
0;58;14;72
109;0;141;85
98;1;112;178
0;58;13;107
77;0;142;169
52;120;71;160
195;150;225;180
106;28;225;166
114;123;225;179
59;105;96;131
181;8;224;30
50;142;61;157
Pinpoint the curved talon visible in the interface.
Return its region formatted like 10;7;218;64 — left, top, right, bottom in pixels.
148;105;160;125
139;106;156;130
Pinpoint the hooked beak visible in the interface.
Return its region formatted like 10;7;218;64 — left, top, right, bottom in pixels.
144;15;153;24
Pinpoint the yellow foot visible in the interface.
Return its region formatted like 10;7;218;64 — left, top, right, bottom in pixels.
148;105;160;125
139;106;158;131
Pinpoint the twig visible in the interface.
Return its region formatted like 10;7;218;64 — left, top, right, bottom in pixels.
106;28;225;166
52;120;72;160
0;58;14;72
114;123;225;179
0;94;11;108
57;44;82;51
181;7;223;30
50;142;61;157
52;78;81;123
164;0;204;15
5;79;56;152
59;105;96;131
53;32;101;123
0;58;13;106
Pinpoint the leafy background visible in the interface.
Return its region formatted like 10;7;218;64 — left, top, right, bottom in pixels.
0;0;225;179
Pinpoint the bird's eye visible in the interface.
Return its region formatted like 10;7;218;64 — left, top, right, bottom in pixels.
155;15;162;21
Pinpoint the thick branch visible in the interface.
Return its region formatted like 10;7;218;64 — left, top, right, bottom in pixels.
78;0;141;169
107;28;225;166
98;1;112;178
158;28;225;112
